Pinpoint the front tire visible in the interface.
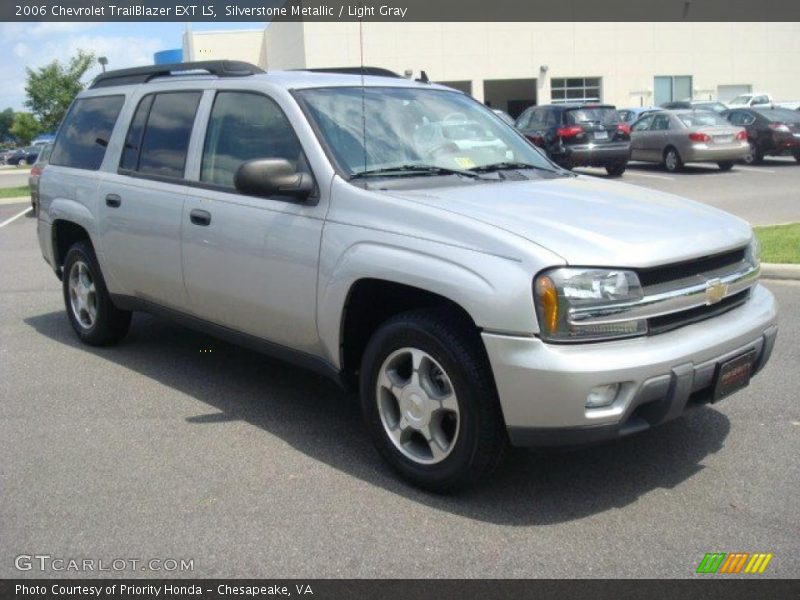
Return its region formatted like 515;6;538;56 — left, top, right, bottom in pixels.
360;310;507;492
663;147;683;172
62;240;131;346
717;161;734;171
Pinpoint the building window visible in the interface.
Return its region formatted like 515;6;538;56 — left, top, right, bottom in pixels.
654;75;693;105
551;77;602;104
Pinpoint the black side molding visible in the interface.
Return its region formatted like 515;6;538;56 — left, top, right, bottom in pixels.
109;294;346;389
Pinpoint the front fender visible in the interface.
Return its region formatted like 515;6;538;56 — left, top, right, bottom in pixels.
317;231;539;368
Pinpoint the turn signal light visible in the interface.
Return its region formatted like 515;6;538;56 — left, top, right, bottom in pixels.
534;276;559;335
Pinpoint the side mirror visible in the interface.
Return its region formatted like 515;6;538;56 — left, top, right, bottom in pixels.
234;159;315;201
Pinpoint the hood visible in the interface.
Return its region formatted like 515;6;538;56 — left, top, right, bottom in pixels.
382;176;752;268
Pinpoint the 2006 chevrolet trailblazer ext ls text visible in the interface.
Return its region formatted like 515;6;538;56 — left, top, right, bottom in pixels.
37;62;778;491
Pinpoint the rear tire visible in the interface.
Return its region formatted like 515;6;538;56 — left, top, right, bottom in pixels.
717;161;734;171
743;141;763;164
605;162;627;177
359;309;507;492
62;240;131;346
663;147;683;172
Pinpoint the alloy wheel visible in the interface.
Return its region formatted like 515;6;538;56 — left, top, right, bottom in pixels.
376;347;460;465
68;260;97;329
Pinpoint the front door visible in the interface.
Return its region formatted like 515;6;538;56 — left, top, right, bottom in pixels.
181;91;324;353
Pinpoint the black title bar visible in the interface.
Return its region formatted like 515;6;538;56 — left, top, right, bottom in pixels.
2;579;800;600
4;0;800;22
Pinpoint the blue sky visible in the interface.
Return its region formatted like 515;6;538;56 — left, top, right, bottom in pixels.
0;22;265;111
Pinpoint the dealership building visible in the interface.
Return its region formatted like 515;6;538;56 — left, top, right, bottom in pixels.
182;22;800;118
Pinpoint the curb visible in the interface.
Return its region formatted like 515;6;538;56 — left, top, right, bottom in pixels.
0;196;31;206
761;263;800;281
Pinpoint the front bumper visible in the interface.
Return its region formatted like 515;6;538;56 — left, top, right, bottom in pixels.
682;142;749;163
560;142;631;167
483;284;778;447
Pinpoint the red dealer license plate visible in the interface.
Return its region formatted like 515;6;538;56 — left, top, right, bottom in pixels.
713;349;757;402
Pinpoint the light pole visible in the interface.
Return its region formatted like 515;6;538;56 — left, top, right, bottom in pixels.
98;56;108;73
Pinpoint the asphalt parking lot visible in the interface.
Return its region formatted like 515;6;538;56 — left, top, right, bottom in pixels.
0;168;798;578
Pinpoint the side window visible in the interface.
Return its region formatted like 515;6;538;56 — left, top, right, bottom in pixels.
543;110;558;126
752;95;769;106
200;91;308;190
742;113;756;126
632;115;654;131
651;115;671;131
121;92;201;179
50;95;125;170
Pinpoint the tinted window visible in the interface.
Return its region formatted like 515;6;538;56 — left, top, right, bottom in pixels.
50;95;124;170
754;107;800;123
136;92;201;179
567;107;619;124
201;92;307;188
120;95;154;171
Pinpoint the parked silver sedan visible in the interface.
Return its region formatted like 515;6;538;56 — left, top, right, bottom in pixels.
630;110;748;172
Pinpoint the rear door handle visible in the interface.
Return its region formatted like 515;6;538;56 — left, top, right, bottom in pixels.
190;209;211;226
105;194;121;208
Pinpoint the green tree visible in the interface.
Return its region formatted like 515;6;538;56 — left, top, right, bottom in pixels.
0;108;14;141
24;49;95;132
10;112;43;145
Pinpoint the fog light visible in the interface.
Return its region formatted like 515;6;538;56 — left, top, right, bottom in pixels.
586;383;620;409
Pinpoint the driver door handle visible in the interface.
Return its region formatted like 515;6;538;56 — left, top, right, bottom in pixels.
105;194;121;208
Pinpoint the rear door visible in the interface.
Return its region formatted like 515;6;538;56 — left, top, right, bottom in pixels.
97;90;202;310
646;113;672;161
629;114;656;160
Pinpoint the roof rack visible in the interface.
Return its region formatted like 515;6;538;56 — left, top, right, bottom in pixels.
89;60;264;89
299;67;403;78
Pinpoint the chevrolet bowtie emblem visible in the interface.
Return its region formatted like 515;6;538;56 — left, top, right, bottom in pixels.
705;278;729;305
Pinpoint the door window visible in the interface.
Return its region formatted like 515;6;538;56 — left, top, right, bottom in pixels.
651;114;672;131
632;115;654;131
120;91;202;179
200;91;309;189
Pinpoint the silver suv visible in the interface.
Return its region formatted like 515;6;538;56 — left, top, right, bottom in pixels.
37;61;778;491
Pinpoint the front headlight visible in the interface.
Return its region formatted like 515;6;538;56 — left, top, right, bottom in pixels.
534;268;647;342
745;236;760;268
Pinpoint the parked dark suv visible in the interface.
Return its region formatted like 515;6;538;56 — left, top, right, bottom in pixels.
515;104;631;176
722;107;800;164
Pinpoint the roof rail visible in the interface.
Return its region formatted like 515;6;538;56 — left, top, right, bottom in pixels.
299;67;403;78
89;60;264;89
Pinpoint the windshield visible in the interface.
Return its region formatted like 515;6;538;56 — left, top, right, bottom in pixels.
296;86;553;177
728;95;752;106
677;112;731;127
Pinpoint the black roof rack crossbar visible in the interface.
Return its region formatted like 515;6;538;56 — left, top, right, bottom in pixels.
298;67;402;78
89;60;264;89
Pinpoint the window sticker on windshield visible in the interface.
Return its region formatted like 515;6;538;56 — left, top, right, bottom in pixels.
453;156;477;169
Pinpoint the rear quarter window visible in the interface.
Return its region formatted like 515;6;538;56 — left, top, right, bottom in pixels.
50;95;125;170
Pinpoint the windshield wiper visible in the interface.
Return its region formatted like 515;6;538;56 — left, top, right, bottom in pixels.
469;161;559;174
350;164;485;180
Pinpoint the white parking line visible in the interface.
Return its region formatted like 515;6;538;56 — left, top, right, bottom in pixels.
734;166;777;174
624;171;675;181
0;206;32;228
